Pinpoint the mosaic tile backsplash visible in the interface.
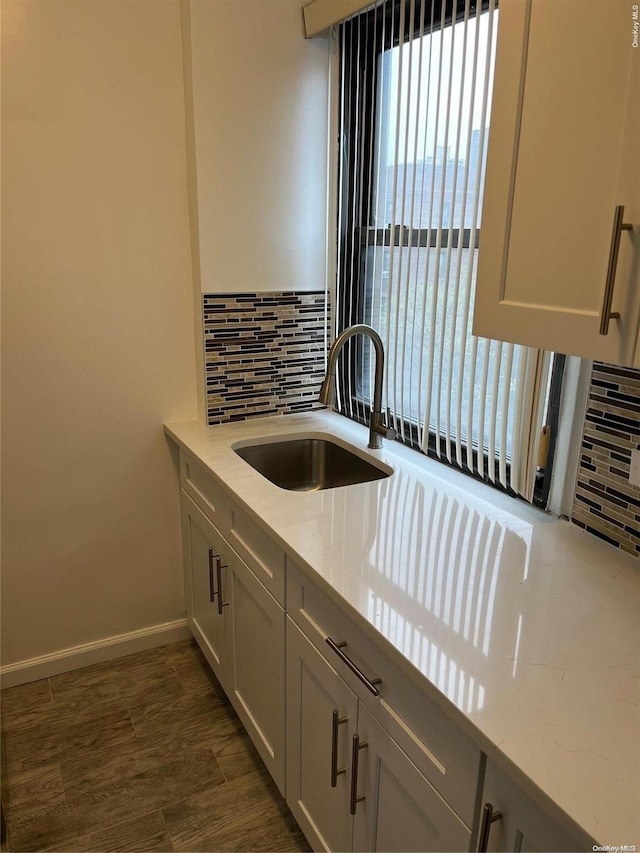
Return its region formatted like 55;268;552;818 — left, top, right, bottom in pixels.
203;296;639;556
203;291;328;425
572;362;640;557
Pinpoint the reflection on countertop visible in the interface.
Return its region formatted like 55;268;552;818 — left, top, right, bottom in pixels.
316;462;533;717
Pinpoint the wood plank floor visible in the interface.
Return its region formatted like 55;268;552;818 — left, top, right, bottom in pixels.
0;640;311;852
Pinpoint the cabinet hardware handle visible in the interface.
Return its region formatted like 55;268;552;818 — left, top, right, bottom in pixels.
349;734;368;815
208;548;218;603
326;638;382;696
215;556;230;616
599;205;632;336
330;709;348;787
478;802;503;852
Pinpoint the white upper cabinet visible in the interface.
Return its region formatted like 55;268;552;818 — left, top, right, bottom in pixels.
473;0;640;366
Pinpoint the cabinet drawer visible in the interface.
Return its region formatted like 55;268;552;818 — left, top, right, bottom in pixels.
287;559;481;829
228;505;285;606
180;450;232;533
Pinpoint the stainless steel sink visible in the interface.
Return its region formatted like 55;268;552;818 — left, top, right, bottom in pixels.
233;436;392;491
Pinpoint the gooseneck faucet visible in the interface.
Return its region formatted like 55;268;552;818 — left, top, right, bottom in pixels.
319;324;396;449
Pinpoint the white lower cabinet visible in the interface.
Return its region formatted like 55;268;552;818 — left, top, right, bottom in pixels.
181;492;231;691
227;549;285;793
286;618;472;853
286;617;358;852
181;492;285;792
353;704;471;853
478;760;582;853
176;454;593;853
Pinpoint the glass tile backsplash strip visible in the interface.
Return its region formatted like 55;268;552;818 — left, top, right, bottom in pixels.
572;362;640;557
203;291;328;425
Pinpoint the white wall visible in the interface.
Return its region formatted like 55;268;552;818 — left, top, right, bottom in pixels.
1;0;198;670
186;0;330;294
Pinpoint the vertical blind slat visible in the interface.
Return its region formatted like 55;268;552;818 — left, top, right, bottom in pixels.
335;26;347;414
476;339;489;479
453;0;480;469
488;341;503;484
388;0;406;438
432;0;455;460
397;0;416;444
498;343;514;489
420;0;448;457
358;14;369;422
445;0;471;466
509;345;528;495
406;0;428;446
465;336;478;472
414;0;437;450
372;0;388;428
362;2;381;430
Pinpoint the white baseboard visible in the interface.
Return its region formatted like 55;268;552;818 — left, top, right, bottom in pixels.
0;619;192;688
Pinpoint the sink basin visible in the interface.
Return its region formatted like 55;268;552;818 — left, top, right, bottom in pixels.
233;436;392;491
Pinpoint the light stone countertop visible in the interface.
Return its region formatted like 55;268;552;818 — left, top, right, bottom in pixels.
164;410;640;848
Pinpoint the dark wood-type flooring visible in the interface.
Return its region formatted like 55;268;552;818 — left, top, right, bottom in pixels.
0;639;311;852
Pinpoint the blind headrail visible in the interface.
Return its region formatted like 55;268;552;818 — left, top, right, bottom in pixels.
302;0;376;36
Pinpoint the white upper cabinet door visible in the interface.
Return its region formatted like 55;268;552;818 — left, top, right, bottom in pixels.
474;0;640;365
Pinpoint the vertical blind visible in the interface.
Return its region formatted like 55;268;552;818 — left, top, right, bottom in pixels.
335;0;550;501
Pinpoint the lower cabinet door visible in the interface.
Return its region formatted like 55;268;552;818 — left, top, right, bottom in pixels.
181;493;231;691
286;619;358;853
479;760;581;853
352;704;472;853
228;556;285;794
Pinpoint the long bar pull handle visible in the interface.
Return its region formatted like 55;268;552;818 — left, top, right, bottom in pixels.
349;734;368;815
208;548;217;603
477;803;503;852
326;638;382;696
330;709;347;787
215;556;230;616
599;205;633;335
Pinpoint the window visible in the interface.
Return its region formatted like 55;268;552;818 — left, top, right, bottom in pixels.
334;0;559;504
